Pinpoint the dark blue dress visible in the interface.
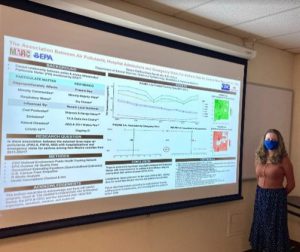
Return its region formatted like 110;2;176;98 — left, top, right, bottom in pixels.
249;185;290;252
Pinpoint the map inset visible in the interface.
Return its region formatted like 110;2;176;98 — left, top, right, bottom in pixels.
213;131;229;152
214;99;229;121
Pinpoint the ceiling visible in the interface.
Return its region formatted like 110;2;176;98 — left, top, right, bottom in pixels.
107;0;300;54
30;0;300;54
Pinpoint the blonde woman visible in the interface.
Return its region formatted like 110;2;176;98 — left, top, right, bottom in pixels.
249;129;295;252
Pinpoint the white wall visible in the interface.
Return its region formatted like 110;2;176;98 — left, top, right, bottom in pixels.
289;55;300;241
248;43;294;89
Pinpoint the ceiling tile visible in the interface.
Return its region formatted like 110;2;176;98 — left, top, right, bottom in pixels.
221;6;300;38
176;0;300;29
260;32;300;50
36;0;300;54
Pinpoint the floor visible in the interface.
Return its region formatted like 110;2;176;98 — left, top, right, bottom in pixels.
244;240;300;251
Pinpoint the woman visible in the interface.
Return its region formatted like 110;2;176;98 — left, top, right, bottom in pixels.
249;129;295;252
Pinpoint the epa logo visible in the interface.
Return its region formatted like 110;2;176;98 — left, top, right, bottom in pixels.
221;83;230;91
33;52;53;61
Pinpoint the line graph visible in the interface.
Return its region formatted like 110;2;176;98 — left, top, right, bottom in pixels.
114;84;200;122
118;86;198;104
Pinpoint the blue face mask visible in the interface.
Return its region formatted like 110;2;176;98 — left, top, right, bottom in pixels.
264;140;279;150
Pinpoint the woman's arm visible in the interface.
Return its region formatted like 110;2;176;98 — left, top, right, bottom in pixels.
282;156;295;194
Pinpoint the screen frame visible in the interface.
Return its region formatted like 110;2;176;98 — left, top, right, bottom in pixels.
0;0;246;239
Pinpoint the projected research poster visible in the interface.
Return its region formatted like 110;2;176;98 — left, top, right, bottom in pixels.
0;36;241;210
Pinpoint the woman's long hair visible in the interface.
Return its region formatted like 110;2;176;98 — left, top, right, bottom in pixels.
255;129;287;164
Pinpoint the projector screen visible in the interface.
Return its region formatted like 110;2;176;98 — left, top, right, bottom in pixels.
0;2;246;238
